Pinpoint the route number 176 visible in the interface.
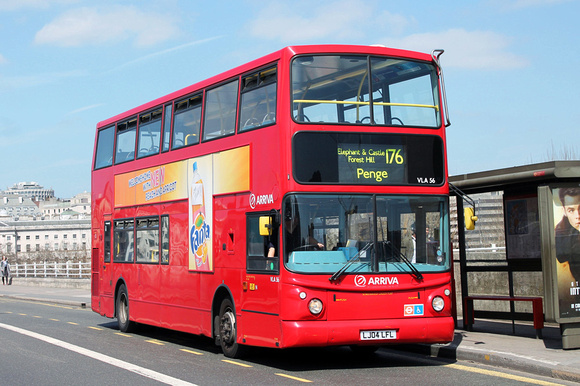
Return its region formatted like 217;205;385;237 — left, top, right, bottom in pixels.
386;149;404;164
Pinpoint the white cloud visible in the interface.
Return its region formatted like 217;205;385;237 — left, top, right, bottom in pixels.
65;104;104;116
34;5;179;47
247;0;410;42
0;53;7;64
380;29;529;70
106;36;223;73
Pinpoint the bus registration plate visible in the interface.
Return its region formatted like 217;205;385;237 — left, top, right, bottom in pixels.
360;329;397;341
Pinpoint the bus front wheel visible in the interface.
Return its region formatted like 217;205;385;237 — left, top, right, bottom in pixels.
116;284;135;333
219;299;245;358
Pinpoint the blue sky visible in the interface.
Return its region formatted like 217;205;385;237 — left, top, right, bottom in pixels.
0;0;578;198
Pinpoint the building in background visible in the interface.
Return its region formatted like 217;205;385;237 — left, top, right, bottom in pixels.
2;181;54;201
0;182;90;262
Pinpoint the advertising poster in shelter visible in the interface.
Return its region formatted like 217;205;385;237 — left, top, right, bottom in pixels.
552;187;580;320
505;195;540;259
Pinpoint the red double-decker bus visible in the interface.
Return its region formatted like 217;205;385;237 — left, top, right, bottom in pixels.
91;44;454;357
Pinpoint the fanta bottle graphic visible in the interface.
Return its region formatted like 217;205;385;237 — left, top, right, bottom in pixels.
190;162;209;267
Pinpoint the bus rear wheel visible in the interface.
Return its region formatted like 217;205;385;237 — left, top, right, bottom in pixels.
218;299;245;358
116;284;135;333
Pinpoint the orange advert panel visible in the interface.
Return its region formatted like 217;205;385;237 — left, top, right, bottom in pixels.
115;161;188;207
114;146;250;272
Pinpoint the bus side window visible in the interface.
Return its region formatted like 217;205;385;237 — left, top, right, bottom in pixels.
94;125;115;169
172;95;201;149
137;108;162;159
161;215;169;264
162;104;172;152
239;66;277;132
114;219;134;263
136;217;159;263
203;80;239;141
115;118;137;164
246;214;279;272
104;221;111;263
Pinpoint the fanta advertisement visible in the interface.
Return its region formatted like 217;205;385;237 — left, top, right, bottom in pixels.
191;213;211;258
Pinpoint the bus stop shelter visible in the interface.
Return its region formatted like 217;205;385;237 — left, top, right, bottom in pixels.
450;161;580;349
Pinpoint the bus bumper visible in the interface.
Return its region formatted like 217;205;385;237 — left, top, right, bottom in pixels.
279;316;454;348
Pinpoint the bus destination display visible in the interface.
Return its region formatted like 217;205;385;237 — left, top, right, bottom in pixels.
337;144;405;184
293;132;444;186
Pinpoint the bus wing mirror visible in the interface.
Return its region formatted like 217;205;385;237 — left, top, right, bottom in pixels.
259;216;272;236
464;207;478;230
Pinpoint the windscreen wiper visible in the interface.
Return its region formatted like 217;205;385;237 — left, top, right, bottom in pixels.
384;241;423;281
329;242;373;282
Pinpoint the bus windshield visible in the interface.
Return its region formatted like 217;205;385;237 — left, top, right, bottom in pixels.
283;194;449;275
292;55;440;127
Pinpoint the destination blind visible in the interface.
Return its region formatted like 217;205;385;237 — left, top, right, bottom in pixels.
293;132;444;186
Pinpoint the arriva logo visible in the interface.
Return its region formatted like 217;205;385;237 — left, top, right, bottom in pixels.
354;275;399;287
249;193;274;209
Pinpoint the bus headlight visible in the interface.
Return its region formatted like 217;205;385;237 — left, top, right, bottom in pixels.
308;298;323;315
432;296;445;312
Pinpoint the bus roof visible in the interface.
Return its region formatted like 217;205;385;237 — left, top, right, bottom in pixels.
96;44;434;129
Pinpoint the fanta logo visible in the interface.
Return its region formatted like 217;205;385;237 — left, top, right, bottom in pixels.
191;213;210;257
249;192;274;209
354;275;399;287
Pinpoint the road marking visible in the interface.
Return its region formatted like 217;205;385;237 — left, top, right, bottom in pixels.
88;326;103;331
33;316;42;318
115;332;132;337
446;363;562;385
49;318;60;322
222;359;253;368
37;303;74;310
18;313;27;316
0;322;196;386
180;349;203;356
275;373;313;383
67;322;79;325
3;297;74;310
146;339;165;346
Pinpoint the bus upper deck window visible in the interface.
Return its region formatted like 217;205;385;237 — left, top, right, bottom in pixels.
162;104;172;152
137;108;163;159
94;125;115;169
292;55;440;128
203;80;239;141
114;118;137;164
239;66;277;132
172;95;201;150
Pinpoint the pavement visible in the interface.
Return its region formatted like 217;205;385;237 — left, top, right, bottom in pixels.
1;282;579;383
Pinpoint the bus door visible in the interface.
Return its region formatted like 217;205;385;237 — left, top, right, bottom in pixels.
101;219;113;297
241;212;281;346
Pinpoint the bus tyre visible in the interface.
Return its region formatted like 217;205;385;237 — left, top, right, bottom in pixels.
219;299;244;358
116;284;135;333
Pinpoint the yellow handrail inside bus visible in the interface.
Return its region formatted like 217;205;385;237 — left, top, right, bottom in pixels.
356;70;368;122
293;99;439;111
185;133;197;145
